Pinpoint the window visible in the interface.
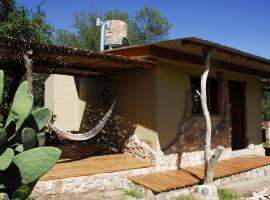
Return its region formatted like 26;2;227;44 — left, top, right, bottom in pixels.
191;77;220;114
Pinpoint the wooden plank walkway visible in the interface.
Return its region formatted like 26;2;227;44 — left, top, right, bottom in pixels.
41;154;153;181
129;155;270;193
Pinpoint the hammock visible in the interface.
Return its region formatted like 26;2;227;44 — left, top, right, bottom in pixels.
48;100;116;141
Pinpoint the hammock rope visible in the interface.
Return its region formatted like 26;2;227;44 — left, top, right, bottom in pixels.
48;100;116;141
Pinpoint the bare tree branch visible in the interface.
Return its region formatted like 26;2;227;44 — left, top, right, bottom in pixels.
200;47;224;184
23;49;33;94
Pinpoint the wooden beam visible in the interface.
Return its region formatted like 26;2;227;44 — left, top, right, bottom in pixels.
109;45;270;78
149;46;270;78
106;45;151;57
181;39;270;69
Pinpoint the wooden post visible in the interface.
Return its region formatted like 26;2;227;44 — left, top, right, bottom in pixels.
23;49;33;94
200;48;224;184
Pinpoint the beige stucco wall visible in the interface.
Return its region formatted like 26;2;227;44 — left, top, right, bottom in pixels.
77;77;104;128
155;63;190;148
110;70;161;151
45;62;262;151
154;61;262;148
45;74;81;130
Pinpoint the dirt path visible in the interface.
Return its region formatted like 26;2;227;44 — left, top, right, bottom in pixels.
221;176;270;197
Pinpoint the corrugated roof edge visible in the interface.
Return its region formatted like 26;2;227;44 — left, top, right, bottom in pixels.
181;36;270;64
0;35;155;66
107;36;270;65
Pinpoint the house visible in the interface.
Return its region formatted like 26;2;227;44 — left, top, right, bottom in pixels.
44;37;270;154
2;35;270;195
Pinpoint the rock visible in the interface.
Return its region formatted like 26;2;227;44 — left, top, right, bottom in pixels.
55;180;63;193
44;181;54;192
145;189;156;200
192;185;219;200
123;135;156;163
112;176;122;189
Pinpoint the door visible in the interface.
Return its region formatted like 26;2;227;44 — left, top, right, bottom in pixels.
229;81;247;150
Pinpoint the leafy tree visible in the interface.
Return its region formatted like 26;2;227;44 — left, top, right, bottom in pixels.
129;7;172;44
0;0;52;107
0;1;52;42
54;6;172;50
0;0;15;22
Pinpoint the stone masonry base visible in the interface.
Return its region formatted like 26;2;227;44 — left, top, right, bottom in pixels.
32;144;267;199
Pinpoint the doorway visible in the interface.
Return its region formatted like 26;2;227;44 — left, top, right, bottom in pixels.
229;81;247;150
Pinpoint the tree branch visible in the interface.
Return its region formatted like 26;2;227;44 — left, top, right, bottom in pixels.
200;47;224;184
23;49;33;94
207;146;224;182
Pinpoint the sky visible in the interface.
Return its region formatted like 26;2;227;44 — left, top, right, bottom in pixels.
17;0;270;59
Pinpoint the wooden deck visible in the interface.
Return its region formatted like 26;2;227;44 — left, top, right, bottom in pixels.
129;155;270;193
41;154;153;181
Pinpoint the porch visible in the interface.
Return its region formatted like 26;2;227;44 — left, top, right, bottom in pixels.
41;154;153;181
130;155;270;193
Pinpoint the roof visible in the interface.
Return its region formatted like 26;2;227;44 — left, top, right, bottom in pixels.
0;36;155;76
107;37;270;78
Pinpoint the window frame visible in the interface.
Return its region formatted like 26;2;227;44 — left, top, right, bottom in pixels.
190;76;221;114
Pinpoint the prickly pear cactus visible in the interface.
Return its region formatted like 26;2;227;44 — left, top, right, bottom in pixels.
0;70;61;199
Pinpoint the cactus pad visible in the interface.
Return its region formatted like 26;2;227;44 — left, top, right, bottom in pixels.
0;148;14;171
0;70;4;107
6;82;33;130
22;128;37;151
13;147;61;184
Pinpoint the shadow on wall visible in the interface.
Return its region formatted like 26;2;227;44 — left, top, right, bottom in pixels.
163;91;232;155
48;103;137;160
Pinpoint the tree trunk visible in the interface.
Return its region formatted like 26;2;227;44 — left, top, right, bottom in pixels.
201;49;224;184
23;50;33;94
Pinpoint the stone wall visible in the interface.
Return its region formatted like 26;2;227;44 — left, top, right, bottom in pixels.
164;112;231;154
32;144;266;198
160;144;265;169
123;135;156;163
32;166;156;198
33;164;270;200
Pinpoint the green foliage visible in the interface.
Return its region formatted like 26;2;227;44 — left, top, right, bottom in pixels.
129;7;172;44
54;6;172;50
263;143;270;148
122;187;144;199
0;1;51;108
262;90;270;120
12;185;32;200
172;195;193;200
218;188;242;200
0;0;52;43
0;70;61;199
0;0;15;22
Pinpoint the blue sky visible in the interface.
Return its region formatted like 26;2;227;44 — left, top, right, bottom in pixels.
18;0;270;58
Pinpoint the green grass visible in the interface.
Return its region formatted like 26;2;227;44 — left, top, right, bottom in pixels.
171;188;242;200
218;188;242;200
263;143;270;148
122;187;144;199
173;195;193;200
